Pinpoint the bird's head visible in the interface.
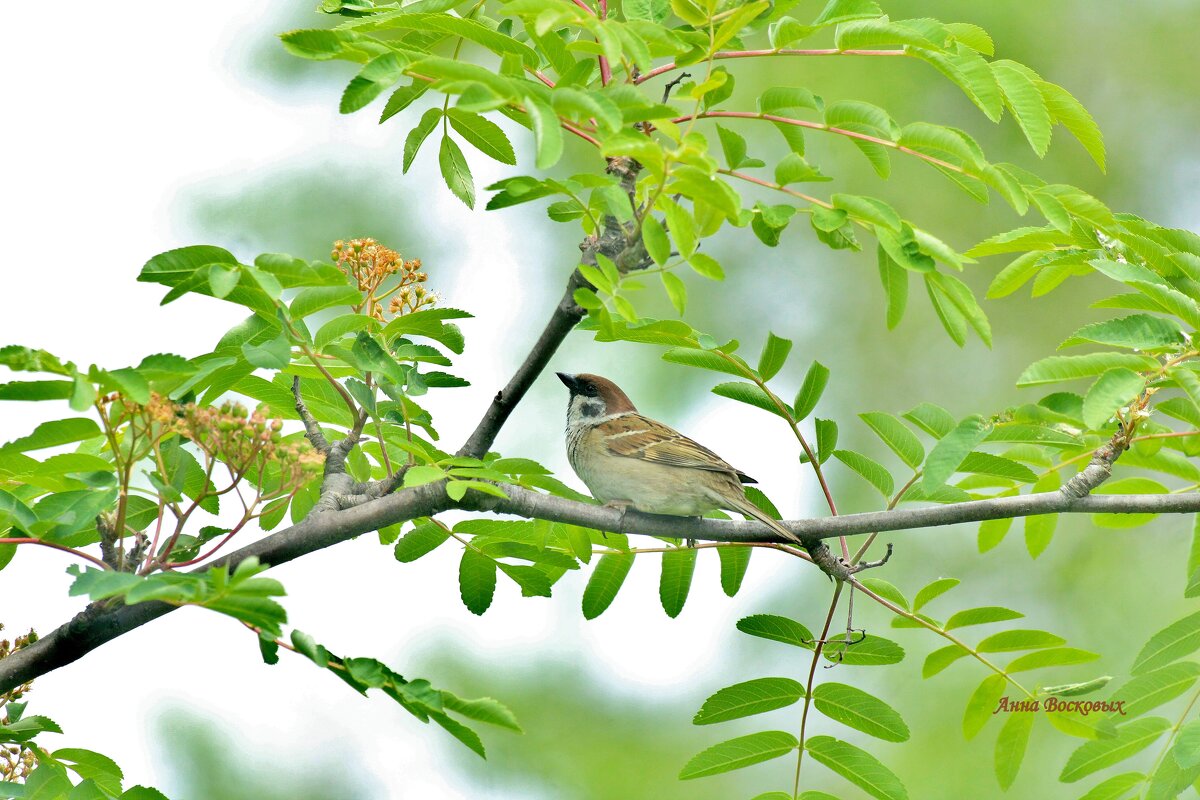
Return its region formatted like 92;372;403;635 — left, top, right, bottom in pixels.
556;372;637;425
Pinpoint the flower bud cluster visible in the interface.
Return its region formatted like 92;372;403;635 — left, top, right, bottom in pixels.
331;237;435;320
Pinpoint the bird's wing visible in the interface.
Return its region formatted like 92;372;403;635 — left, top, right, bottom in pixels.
600;413;756;482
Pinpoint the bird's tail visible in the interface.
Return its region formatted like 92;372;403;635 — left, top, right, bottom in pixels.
721;493;802;544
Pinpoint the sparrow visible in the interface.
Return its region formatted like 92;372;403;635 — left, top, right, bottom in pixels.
556;372;801;543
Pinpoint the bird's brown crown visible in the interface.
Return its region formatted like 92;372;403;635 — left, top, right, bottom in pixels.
573;373;637;414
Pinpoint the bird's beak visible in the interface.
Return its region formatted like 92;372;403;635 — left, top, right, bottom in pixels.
556;372;578;392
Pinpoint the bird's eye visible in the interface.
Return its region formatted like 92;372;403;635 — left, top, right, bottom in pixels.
580;382;598;397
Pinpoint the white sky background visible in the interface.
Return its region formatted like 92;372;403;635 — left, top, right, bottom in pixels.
0;4;815;796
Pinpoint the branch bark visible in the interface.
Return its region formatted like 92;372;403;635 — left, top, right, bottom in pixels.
6;478;1198;694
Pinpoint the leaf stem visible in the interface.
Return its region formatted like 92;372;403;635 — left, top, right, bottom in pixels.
0;538;110;571
634;48;906;84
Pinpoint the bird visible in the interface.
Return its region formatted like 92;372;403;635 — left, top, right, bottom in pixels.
556;372;801;543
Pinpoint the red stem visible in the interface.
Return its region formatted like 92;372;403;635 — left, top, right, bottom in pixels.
635;48;905;84
568;0;596;14
597;0;611;85
0;538;110;571
718;168;830;208
677;110;967;175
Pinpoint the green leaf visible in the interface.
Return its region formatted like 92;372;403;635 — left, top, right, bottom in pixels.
793;361;829;420
442;693;522;732
994;708;1035;790
340;53;410;114
1026;510;1058;556
526;96;564;169
877;245;908;329
945;606;1023;630
1133;610;1200;675
757;333;792;381
1039;80;1106;171
52;748;123;795
1007;647;1100;673
1081;368;1145;429
659;547;697;618
661;347;748;378
958;452;1037;482
1065;311;1176;352
922;415;988;489
712;382;788;418
824;635;904;666
992;60;1052;156
812;683;909;742
289;285;361;320
2;418;102;454
833;450;893;496
903;402;955;438
446;108;516;165
394;522;450;563
717;545;750;597
859;412;924;469
458;549;496;615
403;107;443;173
693;678;805;725
858;577;907;609
661;272;688;314
1075;773;1147;800
815;418;838;464
679;731;798;780
379;82;428;123
1174;719;1200;769
804;736;908;800
582;552;634;619
642;215;671;266
923;645;969;678
976;629;1065;653
1110;662;1200;719
314;313;374;348
736;614;814;648
439;136;475;209
241;334;292;370
963;674;1006;740
1060;717;1170;783
912;578;959;612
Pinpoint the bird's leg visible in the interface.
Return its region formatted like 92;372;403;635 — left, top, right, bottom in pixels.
603;500;633;537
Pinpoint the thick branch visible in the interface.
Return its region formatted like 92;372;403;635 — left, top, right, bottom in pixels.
4;478;1199;694
457;156;644;459
457;270;589;459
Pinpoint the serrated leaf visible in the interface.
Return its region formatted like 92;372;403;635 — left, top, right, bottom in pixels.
922;415;988;489
679;731;798;779
717;545;750;597
794;361;829;420
963;674;1006;740
859;412;924;469
804;736;908;800
736;614;814;648
812;683;909;742
833;450;893;496
693;678;805;725
1133;611;1200;675
582;552;634;619
439;136;475;209
912;578;959;612
446;108;516;165
659;547;697;618
1060;717;1170;783
458;549;496;615
994;708;1035;790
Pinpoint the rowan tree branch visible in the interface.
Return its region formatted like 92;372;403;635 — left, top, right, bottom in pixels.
457;155;646;459
4;474;1199;694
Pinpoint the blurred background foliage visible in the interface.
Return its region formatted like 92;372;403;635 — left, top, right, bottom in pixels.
148;0;1200;797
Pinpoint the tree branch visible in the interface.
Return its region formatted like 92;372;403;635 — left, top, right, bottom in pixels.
457;155;645;459
4;476;1199;694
